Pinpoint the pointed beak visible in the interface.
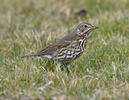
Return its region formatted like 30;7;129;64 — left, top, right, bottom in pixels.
92;25;99;29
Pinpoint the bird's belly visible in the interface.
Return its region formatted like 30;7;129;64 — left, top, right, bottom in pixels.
53;40;86;63
53;48;84;63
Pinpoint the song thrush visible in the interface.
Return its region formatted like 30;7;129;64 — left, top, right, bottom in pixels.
22;22;98;64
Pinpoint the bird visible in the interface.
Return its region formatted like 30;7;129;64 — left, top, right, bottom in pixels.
22;22;98;65
75;9;88;18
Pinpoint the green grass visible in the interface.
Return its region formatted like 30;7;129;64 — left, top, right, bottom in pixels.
0;0;129;99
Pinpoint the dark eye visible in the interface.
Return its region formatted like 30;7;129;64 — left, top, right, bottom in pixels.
84;25;87;28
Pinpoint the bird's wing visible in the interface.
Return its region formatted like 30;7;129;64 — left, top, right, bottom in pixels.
36;31;78;56
36;39;72;56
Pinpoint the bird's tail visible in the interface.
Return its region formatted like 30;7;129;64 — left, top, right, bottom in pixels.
21;54;39;58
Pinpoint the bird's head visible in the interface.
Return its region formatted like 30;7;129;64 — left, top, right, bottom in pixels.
76;22;98;37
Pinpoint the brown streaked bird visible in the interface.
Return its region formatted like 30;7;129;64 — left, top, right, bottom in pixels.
22;22;98;64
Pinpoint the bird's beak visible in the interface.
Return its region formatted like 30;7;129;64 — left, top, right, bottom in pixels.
92;25;99;29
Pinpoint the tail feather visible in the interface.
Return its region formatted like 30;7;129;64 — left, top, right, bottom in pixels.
21;54;39;58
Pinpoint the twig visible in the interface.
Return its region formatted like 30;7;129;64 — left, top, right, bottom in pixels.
37;81;53;92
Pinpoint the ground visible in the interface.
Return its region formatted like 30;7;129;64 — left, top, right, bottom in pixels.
0;0;129;100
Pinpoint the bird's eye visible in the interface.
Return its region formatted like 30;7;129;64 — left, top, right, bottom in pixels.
84;25;87;28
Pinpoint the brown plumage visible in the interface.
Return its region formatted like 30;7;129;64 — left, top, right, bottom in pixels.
22;22;98;63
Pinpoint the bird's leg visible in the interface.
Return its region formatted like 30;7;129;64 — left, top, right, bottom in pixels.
66;64;73;74
55;62;73;73
56;62;62;72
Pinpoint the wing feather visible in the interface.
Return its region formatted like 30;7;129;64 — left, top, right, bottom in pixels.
36;40;71;56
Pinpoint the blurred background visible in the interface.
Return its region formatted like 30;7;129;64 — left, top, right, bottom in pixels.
0;0;129;100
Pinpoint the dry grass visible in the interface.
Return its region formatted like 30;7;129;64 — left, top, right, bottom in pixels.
0;0;129;100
